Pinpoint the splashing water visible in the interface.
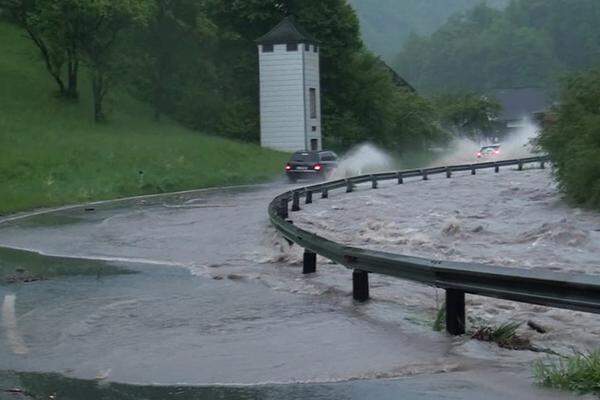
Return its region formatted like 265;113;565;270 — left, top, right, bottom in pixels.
431;118;541;166
331;143;395;179
2;294;29;355
498;118;541;159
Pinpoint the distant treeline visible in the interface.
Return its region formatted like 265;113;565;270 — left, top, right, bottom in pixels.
394;0;600;93
348;0;508;61
0;0;451;151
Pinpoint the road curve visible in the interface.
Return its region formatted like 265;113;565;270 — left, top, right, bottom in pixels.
0;181;587;399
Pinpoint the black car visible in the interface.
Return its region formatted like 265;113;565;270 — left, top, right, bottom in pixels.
285;150;338;182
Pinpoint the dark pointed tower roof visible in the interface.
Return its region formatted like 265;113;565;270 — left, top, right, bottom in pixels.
256;16;318;45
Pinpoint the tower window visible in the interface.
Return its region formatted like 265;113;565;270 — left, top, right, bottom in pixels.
314;45;319;53
287;43;298;51
305;43;310;51
262;44;273;53
309;88;317;119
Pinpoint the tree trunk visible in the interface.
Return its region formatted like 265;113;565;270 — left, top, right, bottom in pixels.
153;81;162;121
25;27;67;96
52;68;67;97
92;71;106;122
11;7;67;97
66;55;79;99
153;50;170;122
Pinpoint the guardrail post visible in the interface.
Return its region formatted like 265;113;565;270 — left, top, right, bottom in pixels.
303;250;317;274
279;198;289;219
518;161;523;171
291;191;301;212
446;167;452;179
346;179;353;193
305;190;313;204
422;169;429;181
446;289;465;335
353;270;369;302
541;160;546;169
495;163;500;173
397;172;404;184
321;187;329;199
371;176;378;189
471;166;476;175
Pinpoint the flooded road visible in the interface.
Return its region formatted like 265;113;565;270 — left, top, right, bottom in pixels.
294;167;600;356
0;181;590;398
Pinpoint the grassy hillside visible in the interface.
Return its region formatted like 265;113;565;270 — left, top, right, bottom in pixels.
0;22;289;215
349;0;508;61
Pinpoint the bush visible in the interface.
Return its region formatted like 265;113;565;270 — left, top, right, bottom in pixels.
539;68;600;209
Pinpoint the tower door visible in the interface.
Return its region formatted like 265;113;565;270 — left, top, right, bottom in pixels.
310;139;319;151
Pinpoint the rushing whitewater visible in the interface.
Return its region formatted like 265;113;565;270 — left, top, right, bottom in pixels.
293;167;600;357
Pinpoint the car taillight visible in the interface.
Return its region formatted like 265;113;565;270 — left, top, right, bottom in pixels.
494;150;500;154
477;152;482;157
313;164;322;171
285;164;292;171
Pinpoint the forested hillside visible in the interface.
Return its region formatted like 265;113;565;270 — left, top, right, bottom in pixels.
0;21;289;214
394;0;600;93
0;0;447;152
349;0;508;61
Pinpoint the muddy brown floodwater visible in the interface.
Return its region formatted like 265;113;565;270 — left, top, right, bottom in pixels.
294;167;600;357
0;178;594;399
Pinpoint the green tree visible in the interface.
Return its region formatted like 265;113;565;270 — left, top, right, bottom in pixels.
34;0;85;99
125;0;216;121
394;0;600;94
204;0;441;148
74;0;152;121
539;68;600;209
4;0;445;148
505;0;600;72
347;0;510;61
433;93;501;140
3;0;152;110
1;0;80;97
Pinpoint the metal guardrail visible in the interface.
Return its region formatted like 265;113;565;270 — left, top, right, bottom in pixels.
268;156;600;335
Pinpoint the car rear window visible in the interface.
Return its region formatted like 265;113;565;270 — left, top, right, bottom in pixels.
480;146;500;152
320;152;337;161
291;152;318;162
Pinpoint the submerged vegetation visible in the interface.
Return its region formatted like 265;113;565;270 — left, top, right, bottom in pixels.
534;350;600;395
471;322;531;350
0;247;131;284
432;302;446;332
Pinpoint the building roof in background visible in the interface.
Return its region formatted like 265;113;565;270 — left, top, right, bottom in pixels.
256;16;319;45
492;88;552;121
376;59;416;93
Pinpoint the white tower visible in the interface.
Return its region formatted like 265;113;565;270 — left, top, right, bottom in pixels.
256;17;322;152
